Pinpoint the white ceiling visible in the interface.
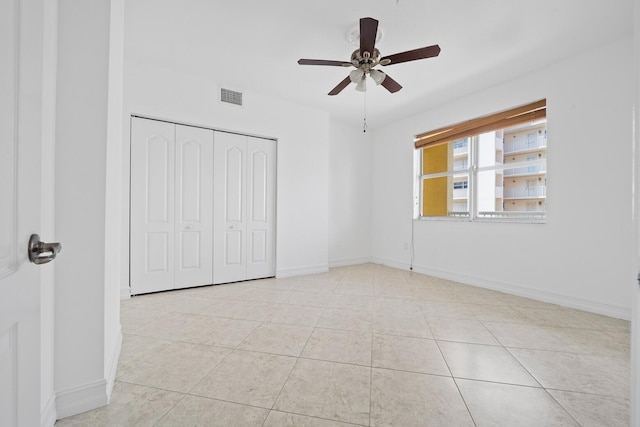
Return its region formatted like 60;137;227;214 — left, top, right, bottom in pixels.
125;0;633;130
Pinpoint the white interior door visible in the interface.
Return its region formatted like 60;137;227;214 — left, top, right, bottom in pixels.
246;137;276;280
130;118;176;294
213;132;247;284
174;125;213;287
213;133;276;284
0;0;50;425
131;119;215;294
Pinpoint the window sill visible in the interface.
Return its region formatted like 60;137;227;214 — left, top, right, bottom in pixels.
415;216;546;224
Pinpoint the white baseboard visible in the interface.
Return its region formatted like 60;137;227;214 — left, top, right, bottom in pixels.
55;379;109;420
370;257;411;272
414;263;630;320
41;392;57;427
276;264;329;278
106;328;123;400
120;285;131;300
328;257;373;268
56;329;123;420
372;257;630;320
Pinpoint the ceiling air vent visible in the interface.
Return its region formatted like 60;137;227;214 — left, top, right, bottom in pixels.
220;88;243;106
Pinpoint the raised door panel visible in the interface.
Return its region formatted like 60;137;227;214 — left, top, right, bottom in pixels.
225;146;244;223
175;125;213;288
130;118;175;294
225;230;243;264
246;137;276;280
213;132;247;284
0;0;17;280
0;5;20;421
0;326;16;426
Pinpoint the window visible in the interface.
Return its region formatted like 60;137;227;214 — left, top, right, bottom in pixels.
415;100;547;221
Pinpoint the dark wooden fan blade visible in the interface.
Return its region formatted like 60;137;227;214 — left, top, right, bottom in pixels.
328;76;352;96
381;74;402;93
359;17;379;56
381;44;441;66
298;59;352;66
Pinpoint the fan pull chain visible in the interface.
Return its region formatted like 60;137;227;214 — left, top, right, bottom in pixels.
363;90;368;133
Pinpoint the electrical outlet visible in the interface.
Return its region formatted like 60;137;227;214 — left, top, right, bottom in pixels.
403;242;409;250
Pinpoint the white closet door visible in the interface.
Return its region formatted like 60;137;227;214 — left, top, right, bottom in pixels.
130;118;175;294
213;132;247;284
175;125;214;287
246;137;276;280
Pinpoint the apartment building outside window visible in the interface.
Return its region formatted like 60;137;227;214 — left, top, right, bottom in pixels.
415;100;547;221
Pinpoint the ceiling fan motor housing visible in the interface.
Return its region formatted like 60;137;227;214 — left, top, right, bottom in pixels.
351;48;382;71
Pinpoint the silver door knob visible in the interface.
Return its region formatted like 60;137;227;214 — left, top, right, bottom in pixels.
28;234;62;265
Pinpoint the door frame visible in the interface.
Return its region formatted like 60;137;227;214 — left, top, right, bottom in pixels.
632;0;640;424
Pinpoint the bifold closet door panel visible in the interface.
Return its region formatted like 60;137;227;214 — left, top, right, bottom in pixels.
174;125;214;288
246;137;276;280
130;118;175;294
213;132;247;284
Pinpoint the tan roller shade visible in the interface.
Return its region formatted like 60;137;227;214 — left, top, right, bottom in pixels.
414;99;546;150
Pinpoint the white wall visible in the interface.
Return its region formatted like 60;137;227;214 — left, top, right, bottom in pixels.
372;37;634;319
104;0;124;397
55;0;122;418
121;61;330;291
328;120;373;266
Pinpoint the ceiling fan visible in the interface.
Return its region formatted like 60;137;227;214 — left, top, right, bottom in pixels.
298;17;441;96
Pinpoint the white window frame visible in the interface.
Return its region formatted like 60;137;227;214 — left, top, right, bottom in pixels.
415;133;547;223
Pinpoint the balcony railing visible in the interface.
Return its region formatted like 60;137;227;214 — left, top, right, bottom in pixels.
478;211;545;219
504;137;547;153
453;146;469;156
503;186;546;198
453;188;468;199
503;164;546;176
448;211;470;217
453;161;469;171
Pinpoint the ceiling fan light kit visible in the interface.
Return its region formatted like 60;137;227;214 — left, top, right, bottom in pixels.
349;68;365;84
297;17;440;96
369;69;386;85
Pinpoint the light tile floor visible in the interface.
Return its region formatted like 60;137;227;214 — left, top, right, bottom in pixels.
56;264;631;426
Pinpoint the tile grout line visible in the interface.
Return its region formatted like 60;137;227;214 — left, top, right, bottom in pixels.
151;388;189;427
369;320;374;427
502;345;630;418
541;387;583;426
433;338;478;427
266;316;318;415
